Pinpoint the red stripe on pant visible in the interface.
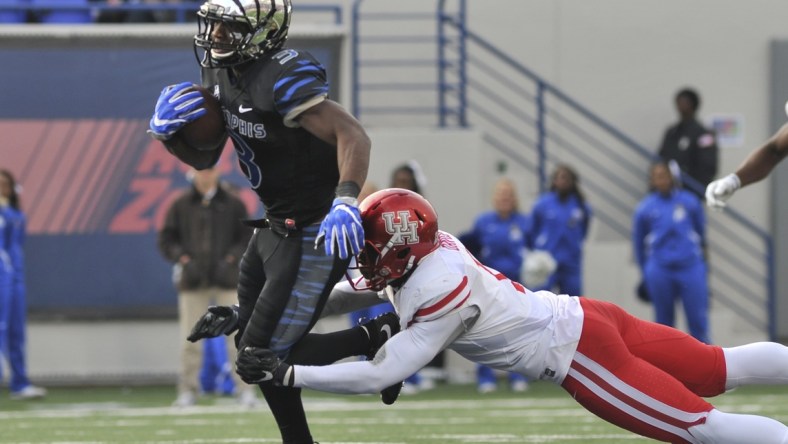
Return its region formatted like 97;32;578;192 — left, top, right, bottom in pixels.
560;297;724;443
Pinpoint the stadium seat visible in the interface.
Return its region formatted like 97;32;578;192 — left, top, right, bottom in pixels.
32;0;91;24
0;0;28;23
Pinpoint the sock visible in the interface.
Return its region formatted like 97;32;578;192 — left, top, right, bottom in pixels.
724;342;788;390
688;409;788;444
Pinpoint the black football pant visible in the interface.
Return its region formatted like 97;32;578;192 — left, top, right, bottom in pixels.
237;224;372;444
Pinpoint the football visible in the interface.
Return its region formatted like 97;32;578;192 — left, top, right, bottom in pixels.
178;85;226;151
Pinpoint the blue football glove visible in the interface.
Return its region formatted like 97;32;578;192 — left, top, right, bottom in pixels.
148;82;207;141
316;197;363;259
235;347;294;386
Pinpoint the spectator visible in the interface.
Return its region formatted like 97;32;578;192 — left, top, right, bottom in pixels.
158;167;258;407
461;178;530;393
527;164;592;296
348;162;434;395
0;169;46;400
658;87;719;197
633;161;710;344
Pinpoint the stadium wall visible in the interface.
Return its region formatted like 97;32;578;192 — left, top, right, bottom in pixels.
9;0;788;381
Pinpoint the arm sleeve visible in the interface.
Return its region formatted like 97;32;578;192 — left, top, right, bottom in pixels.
293;310;466;394
273;51;330;127
320;280;386;318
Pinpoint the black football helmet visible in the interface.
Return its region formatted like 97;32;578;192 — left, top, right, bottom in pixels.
194;0;292;68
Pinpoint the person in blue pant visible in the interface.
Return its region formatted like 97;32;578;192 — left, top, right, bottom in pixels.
200;336;235;396
0;169;46;400
632;161;710;344
527;164;592;296
461;178;530;393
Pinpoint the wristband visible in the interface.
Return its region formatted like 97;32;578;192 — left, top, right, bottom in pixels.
336;181;361;199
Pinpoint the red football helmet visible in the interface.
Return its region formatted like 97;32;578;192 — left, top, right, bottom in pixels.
348;188;439;291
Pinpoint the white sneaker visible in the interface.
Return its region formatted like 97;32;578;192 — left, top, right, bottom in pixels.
418;377;436;392
172;391;197;407
400;383;420;395
237;389;262;408
510;380;529;393
10;385;47;400
477;382;497;394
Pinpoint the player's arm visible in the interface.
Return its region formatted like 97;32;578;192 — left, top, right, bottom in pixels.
736;123;788;187
148;82;227;169
300;100;372;259
707;123;788;209
298;100;371;192
236;308;468;392
161;135;226;170
320;280;386;318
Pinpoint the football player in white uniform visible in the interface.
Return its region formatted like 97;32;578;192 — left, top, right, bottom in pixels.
233;188;788;444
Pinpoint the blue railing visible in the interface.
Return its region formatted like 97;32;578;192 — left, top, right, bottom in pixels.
352;0;776;340
0;2;343;24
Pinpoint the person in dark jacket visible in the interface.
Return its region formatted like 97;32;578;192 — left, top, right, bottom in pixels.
658;87;718;197
158;166;256;407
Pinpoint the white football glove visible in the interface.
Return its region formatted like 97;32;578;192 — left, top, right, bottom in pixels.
705;173;741;210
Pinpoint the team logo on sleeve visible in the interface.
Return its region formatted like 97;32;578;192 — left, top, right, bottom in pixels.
382;211;419;245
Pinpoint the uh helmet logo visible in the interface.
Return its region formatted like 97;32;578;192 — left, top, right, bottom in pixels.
381;211;419;245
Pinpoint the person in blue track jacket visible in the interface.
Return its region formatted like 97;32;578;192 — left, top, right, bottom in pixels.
0;169;46;400
632;161;710;344
527;165;592;296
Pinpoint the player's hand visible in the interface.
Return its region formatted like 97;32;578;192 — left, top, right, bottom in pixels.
316;197;363;260
705;173;741;210
235;347;294;386
186;305;239;342
148;82;206;141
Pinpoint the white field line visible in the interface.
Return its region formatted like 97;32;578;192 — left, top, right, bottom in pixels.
0;397;579;420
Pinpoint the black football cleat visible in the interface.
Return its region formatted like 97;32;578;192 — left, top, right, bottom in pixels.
359;311;400;359
359;312;404;405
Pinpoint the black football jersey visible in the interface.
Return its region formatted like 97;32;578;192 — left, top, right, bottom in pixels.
201;49;338;226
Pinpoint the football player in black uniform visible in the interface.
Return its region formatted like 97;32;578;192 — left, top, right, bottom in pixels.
148;1;398;443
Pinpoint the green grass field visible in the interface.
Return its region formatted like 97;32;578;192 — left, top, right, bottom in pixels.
2;382;788;443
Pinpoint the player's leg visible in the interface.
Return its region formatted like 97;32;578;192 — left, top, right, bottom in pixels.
562;297;716;443
687;409;788;443
644;261;676;328
677;261;710;344
724;342;788;390
573;298;788;443
241;225;353;443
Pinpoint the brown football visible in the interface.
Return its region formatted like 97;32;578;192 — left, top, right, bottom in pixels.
178;85;226;151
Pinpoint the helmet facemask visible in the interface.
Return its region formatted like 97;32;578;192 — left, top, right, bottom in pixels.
347;241;417;292
194;0;291;68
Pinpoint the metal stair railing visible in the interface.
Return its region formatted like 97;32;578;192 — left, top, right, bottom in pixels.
352;0;774;339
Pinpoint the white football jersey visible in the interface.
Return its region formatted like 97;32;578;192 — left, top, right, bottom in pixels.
388;231;584;383
293;231;585;394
